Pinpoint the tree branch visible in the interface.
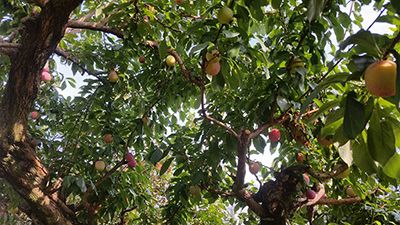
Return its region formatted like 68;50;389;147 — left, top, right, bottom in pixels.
305;184;325;206
249;113;289;139
28;0;47;7
236;189;266;218
382;31;400;59
67;20;124;38
306;164;349;181
81;160;126;209
54;47;106;80
313;197;362;205
0;40;19;56
119;206;137;225
200;86;238;137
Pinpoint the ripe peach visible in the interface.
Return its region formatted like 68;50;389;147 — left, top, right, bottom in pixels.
166;55;176;67
103;134;113;144
41;71;52;82
30;111;40;120
364;60;397;97
95;160;106;171
268;128;281;143
296;152;304;163
108;70;119;83
306;189;316;199
127;159;137;168
249;162;260;174
205;61;220;76
125;152;134;162
139;56;145;64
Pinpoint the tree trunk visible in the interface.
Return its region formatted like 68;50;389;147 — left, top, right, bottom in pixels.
0;0;83;224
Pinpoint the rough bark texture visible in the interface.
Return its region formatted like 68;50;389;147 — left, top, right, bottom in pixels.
0;0;83;224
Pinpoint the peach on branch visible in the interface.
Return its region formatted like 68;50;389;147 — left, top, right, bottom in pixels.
108;70;119;83
103;134;113;144
364;60;397;97
95;160;106;172
268;128;281;143
166;55;176;67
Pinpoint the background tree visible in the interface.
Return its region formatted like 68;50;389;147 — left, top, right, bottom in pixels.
0;0;400;224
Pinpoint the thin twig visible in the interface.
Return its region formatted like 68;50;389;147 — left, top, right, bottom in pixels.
306;164;349;181
119;206;137;225
200;86;238;137
382;32;400;59
54;48;106;81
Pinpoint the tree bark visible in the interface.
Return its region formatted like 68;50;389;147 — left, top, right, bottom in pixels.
0;0;83;224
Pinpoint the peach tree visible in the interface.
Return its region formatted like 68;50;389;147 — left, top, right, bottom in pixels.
0;0;399;224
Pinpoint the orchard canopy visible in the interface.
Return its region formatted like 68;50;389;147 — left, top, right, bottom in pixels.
1;0;400;224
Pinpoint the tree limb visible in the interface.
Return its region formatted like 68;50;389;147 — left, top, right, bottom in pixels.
28;0;47;7
249;113;289;139
0;0;84;224
383;31;400;59
236;189;266;218
306;163;349;181
0;40;19;56
67;20;124;38
314;197;362;205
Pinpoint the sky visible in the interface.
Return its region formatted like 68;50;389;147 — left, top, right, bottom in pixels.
54;1;394;185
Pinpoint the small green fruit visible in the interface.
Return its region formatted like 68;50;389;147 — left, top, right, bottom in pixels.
217;6;233;24
189;185;201;196
206;50;220;63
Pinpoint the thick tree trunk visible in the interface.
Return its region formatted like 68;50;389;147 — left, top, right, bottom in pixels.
0;0;83;224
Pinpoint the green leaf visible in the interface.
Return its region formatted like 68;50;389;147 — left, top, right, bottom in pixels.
245;0;266;21
189;42;209;57
367;110;396;165
160;158;174;176
338;142;353;166
150;148;163;164
307;99;340;122
383;153;400;179
390;0;400;14
75;177;87;193
301;73;349;114
351;133;377;174
307;0;326;22
159;40;168;59
253;136;266;153
343;92;366;139
386;50;400;104
271;0;281;9
320;108;344;137
339;30;381;57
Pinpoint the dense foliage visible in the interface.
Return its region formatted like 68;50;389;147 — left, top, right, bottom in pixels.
0;0;400;224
